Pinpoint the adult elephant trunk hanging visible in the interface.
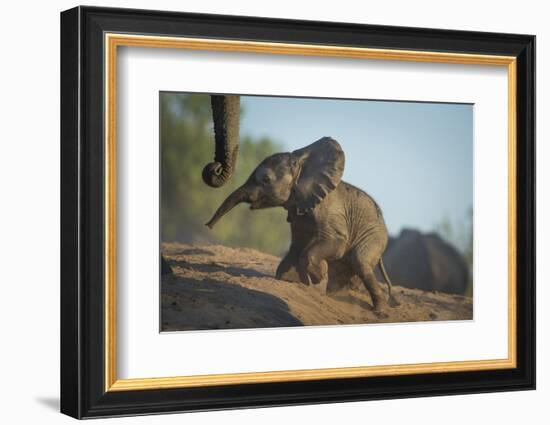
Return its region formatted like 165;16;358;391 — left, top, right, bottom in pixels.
162;94;241;276
202;95;241;188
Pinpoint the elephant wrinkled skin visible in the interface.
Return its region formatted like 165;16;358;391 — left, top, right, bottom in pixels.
201;95;241;188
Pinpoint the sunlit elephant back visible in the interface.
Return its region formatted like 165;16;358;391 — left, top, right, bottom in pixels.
382;229;470;295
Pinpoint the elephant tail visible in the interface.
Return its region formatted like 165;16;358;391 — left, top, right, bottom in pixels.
378;259;400;307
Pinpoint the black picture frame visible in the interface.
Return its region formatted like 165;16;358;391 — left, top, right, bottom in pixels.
60;5;535;419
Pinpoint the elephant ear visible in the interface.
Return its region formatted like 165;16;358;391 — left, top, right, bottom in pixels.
290;137;345;214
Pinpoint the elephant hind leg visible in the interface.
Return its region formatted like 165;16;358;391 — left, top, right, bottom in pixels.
350;252;388;312
326;258;355;293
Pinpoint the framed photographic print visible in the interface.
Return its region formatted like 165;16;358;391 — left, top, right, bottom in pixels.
60;6;535;419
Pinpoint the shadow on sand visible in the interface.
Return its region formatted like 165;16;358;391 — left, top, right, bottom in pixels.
162;274;303;331
170;258;271;279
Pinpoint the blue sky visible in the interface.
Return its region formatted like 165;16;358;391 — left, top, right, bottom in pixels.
239;96;473;238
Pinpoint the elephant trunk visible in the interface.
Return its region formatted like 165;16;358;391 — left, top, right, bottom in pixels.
202;95;240;187
205;184;250;229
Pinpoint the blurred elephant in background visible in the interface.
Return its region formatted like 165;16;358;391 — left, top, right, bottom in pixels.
382;228;470;295
161;95;241;275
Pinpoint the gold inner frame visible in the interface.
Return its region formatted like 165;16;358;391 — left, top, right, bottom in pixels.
104;33;517;392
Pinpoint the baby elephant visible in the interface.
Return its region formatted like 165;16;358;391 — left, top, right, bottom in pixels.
206;137;396;312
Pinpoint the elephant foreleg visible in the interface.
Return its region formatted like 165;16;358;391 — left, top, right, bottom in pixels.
276;244;301;283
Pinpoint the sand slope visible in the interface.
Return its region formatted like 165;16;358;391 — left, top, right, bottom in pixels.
161;242;472;332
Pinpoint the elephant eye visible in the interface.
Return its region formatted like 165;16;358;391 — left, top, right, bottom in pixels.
255;168;273;185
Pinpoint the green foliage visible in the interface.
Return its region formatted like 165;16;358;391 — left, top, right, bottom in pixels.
160;93;290;256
